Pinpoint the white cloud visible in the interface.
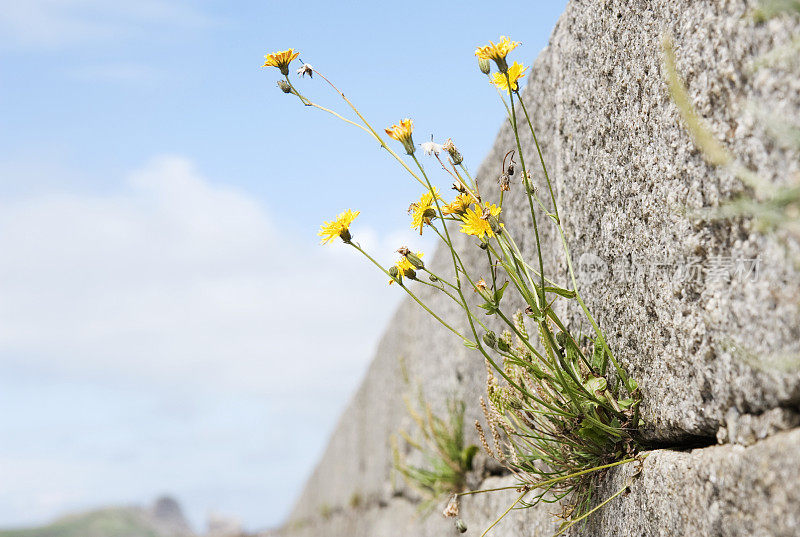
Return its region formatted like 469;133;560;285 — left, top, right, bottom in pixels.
0;155;406;402
0;0;210;48
0;155;441;529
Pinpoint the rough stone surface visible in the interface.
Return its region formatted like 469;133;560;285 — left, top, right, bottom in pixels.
271;429;800;537
277;0;800;535
587;428;800;537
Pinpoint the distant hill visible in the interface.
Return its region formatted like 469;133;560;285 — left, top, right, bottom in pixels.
0;497;195;537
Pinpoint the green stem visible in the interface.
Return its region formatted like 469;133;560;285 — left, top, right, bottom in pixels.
553;478;632;536
307;101;371;133
311;69;428;188
480;490;529;537
505;72;547;310
516;92;559;221
511;86;625;380
416;276;493;335
348;242;468;342
412;154;462;287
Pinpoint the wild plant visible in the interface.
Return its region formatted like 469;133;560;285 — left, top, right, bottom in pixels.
265;36;644;534
392;390;478;516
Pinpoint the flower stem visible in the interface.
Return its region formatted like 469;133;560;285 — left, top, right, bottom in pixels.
348;242;469;342
479;490;528;537
312;69;428;188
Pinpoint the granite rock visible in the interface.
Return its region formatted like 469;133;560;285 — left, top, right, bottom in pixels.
281;0;799;534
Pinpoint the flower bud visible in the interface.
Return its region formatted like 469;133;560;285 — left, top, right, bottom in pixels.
483;331;497;348
405;252;425;269
442;138;463;166
455;519;468;533
556;331;568;348
388;265;400;283
497;339;510;352
428;274;438;282
276;80;292;93
495;57;509;74
478;58;491;75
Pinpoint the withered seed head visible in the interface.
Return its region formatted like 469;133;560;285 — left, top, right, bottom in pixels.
498;173;510;192
276;80;292;93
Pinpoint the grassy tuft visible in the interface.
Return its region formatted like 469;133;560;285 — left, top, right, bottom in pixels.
393;391;478;513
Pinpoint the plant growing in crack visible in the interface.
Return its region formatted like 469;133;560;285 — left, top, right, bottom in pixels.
392;388;478;530
266;35;645;536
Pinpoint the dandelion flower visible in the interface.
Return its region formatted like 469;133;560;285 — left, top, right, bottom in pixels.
318;209;360;244
460;203;501;239
443;194;472;216
263;49;300;75
385;118;416;155
409;188;442;234
389;251;424;285
491;62;528;93
474;36;520;71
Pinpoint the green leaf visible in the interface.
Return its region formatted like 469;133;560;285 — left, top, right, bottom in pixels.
618;398;635;409
461;445;479;470
626;378;639;392
543;286;576;298
578;420;612;446
591;339;607;375
477;301;499;315
584;376;607;394
494;280;509;301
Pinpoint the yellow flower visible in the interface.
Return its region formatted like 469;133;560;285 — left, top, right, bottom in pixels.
442;194;472;216
460;203;502;239
318;209;360;244
263;49;300;75
491;62;528;93
474;36;520;71
389;251;424;285
385;118;416;155
409;188;442;234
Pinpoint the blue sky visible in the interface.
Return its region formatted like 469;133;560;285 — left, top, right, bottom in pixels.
0;0;567;532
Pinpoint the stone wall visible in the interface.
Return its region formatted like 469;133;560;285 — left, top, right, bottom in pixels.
271;1;800;535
